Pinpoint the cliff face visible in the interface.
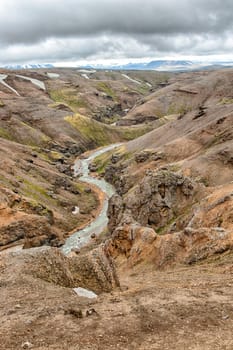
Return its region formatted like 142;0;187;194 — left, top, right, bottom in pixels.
102;70;233;269
106;171;233;268
108;170;197;233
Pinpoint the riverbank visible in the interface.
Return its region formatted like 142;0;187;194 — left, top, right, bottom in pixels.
62;143;122;254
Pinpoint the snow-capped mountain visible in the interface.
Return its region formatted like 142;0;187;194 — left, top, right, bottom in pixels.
3;63;54;70
79;60;233;72
2;60;233;72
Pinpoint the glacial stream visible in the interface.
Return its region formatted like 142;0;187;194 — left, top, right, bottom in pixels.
61;143;122;255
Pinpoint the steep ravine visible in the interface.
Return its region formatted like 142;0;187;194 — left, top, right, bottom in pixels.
62;143;122;254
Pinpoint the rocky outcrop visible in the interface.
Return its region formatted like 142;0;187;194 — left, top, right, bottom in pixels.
105;223;233;268
134;150;164;163
0;216;63;248
108;170;198;234
105;163;136;195
106;177;233;268
1;245;119;293
0;186;64;249
69;244;120;293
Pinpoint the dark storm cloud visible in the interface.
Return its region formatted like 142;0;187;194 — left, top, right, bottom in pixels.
0;0;232;64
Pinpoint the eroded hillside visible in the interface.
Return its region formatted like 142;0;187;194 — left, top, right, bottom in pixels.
0;68;233;349
0;68;161;249
90;69;233;271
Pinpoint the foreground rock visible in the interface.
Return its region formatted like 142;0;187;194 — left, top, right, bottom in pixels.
1;244;233;349
1;245;119;293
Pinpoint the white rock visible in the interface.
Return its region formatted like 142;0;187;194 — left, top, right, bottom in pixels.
73;287;98;299
72;206;80;215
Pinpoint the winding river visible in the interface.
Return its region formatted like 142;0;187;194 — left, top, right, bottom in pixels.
61;143;122;255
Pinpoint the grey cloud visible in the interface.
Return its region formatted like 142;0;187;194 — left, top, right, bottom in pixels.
0;0;232;64
0;0;233;44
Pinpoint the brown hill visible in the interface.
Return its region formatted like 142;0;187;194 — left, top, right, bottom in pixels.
0;68;233;349
0;68;161;249
94;69;233;269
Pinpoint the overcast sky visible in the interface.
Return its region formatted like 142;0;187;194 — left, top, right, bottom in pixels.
0;0;232;65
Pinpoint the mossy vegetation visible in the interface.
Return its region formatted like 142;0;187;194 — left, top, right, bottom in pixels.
49;151;64;161
0;121;50;147
156;216;176;235
0;127;13;140
96;82;118;101
65;113;152;147
92;145;131;174
49;88;87;112
167;102;192;115
218;97;233;105
65;113;116;145
92;151;114;174
134;84;151;95
20;178;52;203
119;125;152;140
0;122;51;146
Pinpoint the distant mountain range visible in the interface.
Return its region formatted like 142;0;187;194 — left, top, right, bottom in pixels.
3;63;54;70
83;60;233;72
2;60;233;72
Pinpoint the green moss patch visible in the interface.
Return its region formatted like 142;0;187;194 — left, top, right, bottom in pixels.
49;88;87;112
92;145;131;174
65;113;115;146
0;127;13;140
21;178;51;202
118;125;152;140
65;113;152;146
218;98;233;105
96;82;118;101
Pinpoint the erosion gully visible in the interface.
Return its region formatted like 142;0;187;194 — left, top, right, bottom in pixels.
61;143;122;255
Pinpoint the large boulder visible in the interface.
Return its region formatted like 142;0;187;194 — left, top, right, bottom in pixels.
1;245;120;294
108;170;198;234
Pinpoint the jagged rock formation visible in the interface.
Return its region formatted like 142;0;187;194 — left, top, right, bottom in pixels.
101;70;233;269
1;245;119;293
108;170;199;234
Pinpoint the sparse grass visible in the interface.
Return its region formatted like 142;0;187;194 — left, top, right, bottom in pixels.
48;101;71;110
92;150;114;174
134;84;151;95
156;216;176;235
65;113;152;146
0;127;13;140
49;88;87;111
118;125;152;140
92;145;132;174
21;178;50;200
96;82;118;101
218;98;233;105
99;115;121;125
49;151;64;161
168;163;182;172
198;176;210;187
0;173;12;187
65;113;115;145
5;121;52;147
